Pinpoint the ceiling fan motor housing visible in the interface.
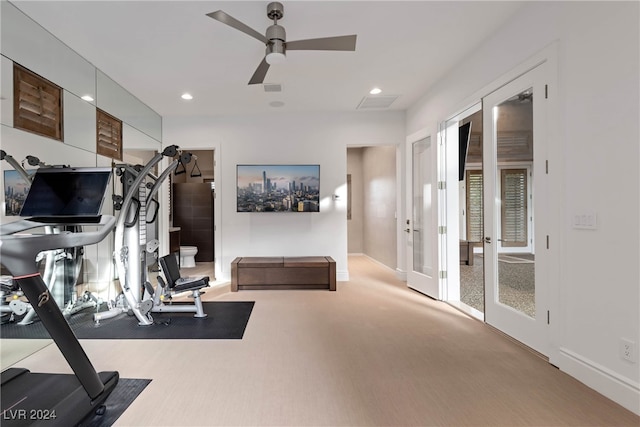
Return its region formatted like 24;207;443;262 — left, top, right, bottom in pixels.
266;24;286;42
265;23;286;63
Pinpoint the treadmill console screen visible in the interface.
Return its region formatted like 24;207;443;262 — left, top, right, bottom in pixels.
19;167;112;218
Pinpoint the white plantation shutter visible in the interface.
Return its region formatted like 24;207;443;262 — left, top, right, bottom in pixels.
501;169;528;247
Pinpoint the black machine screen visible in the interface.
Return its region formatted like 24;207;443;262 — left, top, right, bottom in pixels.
19;168;112;218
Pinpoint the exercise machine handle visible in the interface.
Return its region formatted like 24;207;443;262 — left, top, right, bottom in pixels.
0;215;116;277
146;198;160;224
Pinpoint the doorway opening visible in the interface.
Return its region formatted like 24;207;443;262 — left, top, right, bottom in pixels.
453;97;536;320
346;146;398;272
170;149;215;270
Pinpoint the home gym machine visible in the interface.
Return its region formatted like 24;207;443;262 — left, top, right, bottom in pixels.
1;150;100;325
94;145;209;327
0;167;119;426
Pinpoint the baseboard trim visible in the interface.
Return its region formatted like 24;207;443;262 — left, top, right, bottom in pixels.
396;268;407;281
558;347;640;415
337;271;349;282
361;254;395;272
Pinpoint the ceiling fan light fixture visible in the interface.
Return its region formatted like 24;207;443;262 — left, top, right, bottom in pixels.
265;39;286;65
266;52;286;65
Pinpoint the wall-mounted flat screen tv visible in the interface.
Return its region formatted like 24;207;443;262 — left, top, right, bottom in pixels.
459;122;472;181
237;164;320;212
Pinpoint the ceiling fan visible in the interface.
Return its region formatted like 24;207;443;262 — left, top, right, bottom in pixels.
206;2;357;85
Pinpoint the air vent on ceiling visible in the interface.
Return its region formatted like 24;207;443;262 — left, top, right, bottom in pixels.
263;83;282;92
357;95;399;110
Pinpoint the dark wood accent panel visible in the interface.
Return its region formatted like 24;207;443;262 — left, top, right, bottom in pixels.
283;257;329;268
13;63;63;141
238;257;284;267
239;267;328;285
231;256;336;291
173;183;214;262
169;229;181;254
240;284;329;291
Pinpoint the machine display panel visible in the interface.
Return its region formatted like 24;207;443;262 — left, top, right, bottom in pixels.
19;167;112;218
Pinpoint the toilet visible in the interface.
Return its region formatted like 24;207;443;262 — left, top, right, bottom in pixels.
179;246;198;268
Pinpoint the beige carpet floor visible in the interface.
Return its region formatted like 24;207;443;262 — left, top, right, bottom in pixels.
4;255;638;426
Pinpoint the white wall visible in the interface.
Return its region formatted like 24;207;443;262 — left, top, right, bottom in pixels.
406;1;639;414
362;145;397;269
163;111;405;281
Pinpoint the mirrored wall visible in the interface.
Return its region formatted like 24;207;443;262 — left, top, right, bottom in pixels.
0;1;162;367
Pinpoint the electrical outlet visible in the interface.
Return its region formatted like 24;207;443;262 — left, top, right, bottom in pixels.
620;338;636;363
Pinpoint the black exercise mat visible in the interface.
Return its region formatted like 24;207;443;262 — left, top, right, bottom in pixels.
79;378;151;427
1;302;254;340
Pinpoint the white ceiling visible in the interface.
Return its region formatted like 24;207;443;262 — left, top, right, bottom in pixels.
12;1;524;118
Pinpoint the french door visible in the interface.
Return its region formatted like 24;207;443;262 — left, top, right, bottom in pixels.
407;136;438;297
482;64;549;355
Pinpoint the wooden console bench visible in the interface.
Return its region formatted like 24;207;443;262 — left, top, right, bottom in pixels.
231;256;336;291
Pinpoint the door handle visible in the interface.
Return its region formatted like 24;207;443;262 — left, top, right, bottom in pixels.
484;237;492;244
405;228;411;233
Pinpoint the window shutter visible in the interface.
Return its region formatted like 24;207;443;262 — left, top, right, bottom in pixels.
96;109;123;160
13;63;63;141
466;170;483;242
501;169;527;247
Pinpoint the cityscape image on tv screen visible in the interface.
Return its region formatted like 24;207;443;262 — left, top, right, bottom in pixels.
3;169;33;216
237;164;320;212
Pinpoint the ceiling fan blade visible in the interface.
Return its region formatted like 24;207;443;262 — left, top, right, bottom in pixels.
285;35;357;51
206;10;268;44
248;57;270;85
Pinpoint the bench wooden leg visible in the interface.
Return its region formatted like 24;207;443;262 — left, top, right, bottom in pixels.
231;257;240;292
327;257;336;291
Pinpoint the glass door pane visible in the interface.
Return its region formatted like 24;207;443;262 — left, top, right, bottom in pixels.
412;137;431;275
494;91;535;318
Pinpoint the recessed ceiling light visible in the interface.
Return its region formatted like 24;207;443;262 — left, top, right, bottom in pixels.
369;87;382;95
181;93;193;100
81;95;94;102
269;101;285;108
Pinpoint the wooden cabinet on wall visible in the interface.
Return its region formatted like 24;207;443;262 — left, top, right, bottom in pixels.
172;183;214;262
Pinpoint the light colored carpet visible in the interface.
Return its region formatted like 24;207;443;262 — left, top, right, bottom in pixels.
5;255;638;426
